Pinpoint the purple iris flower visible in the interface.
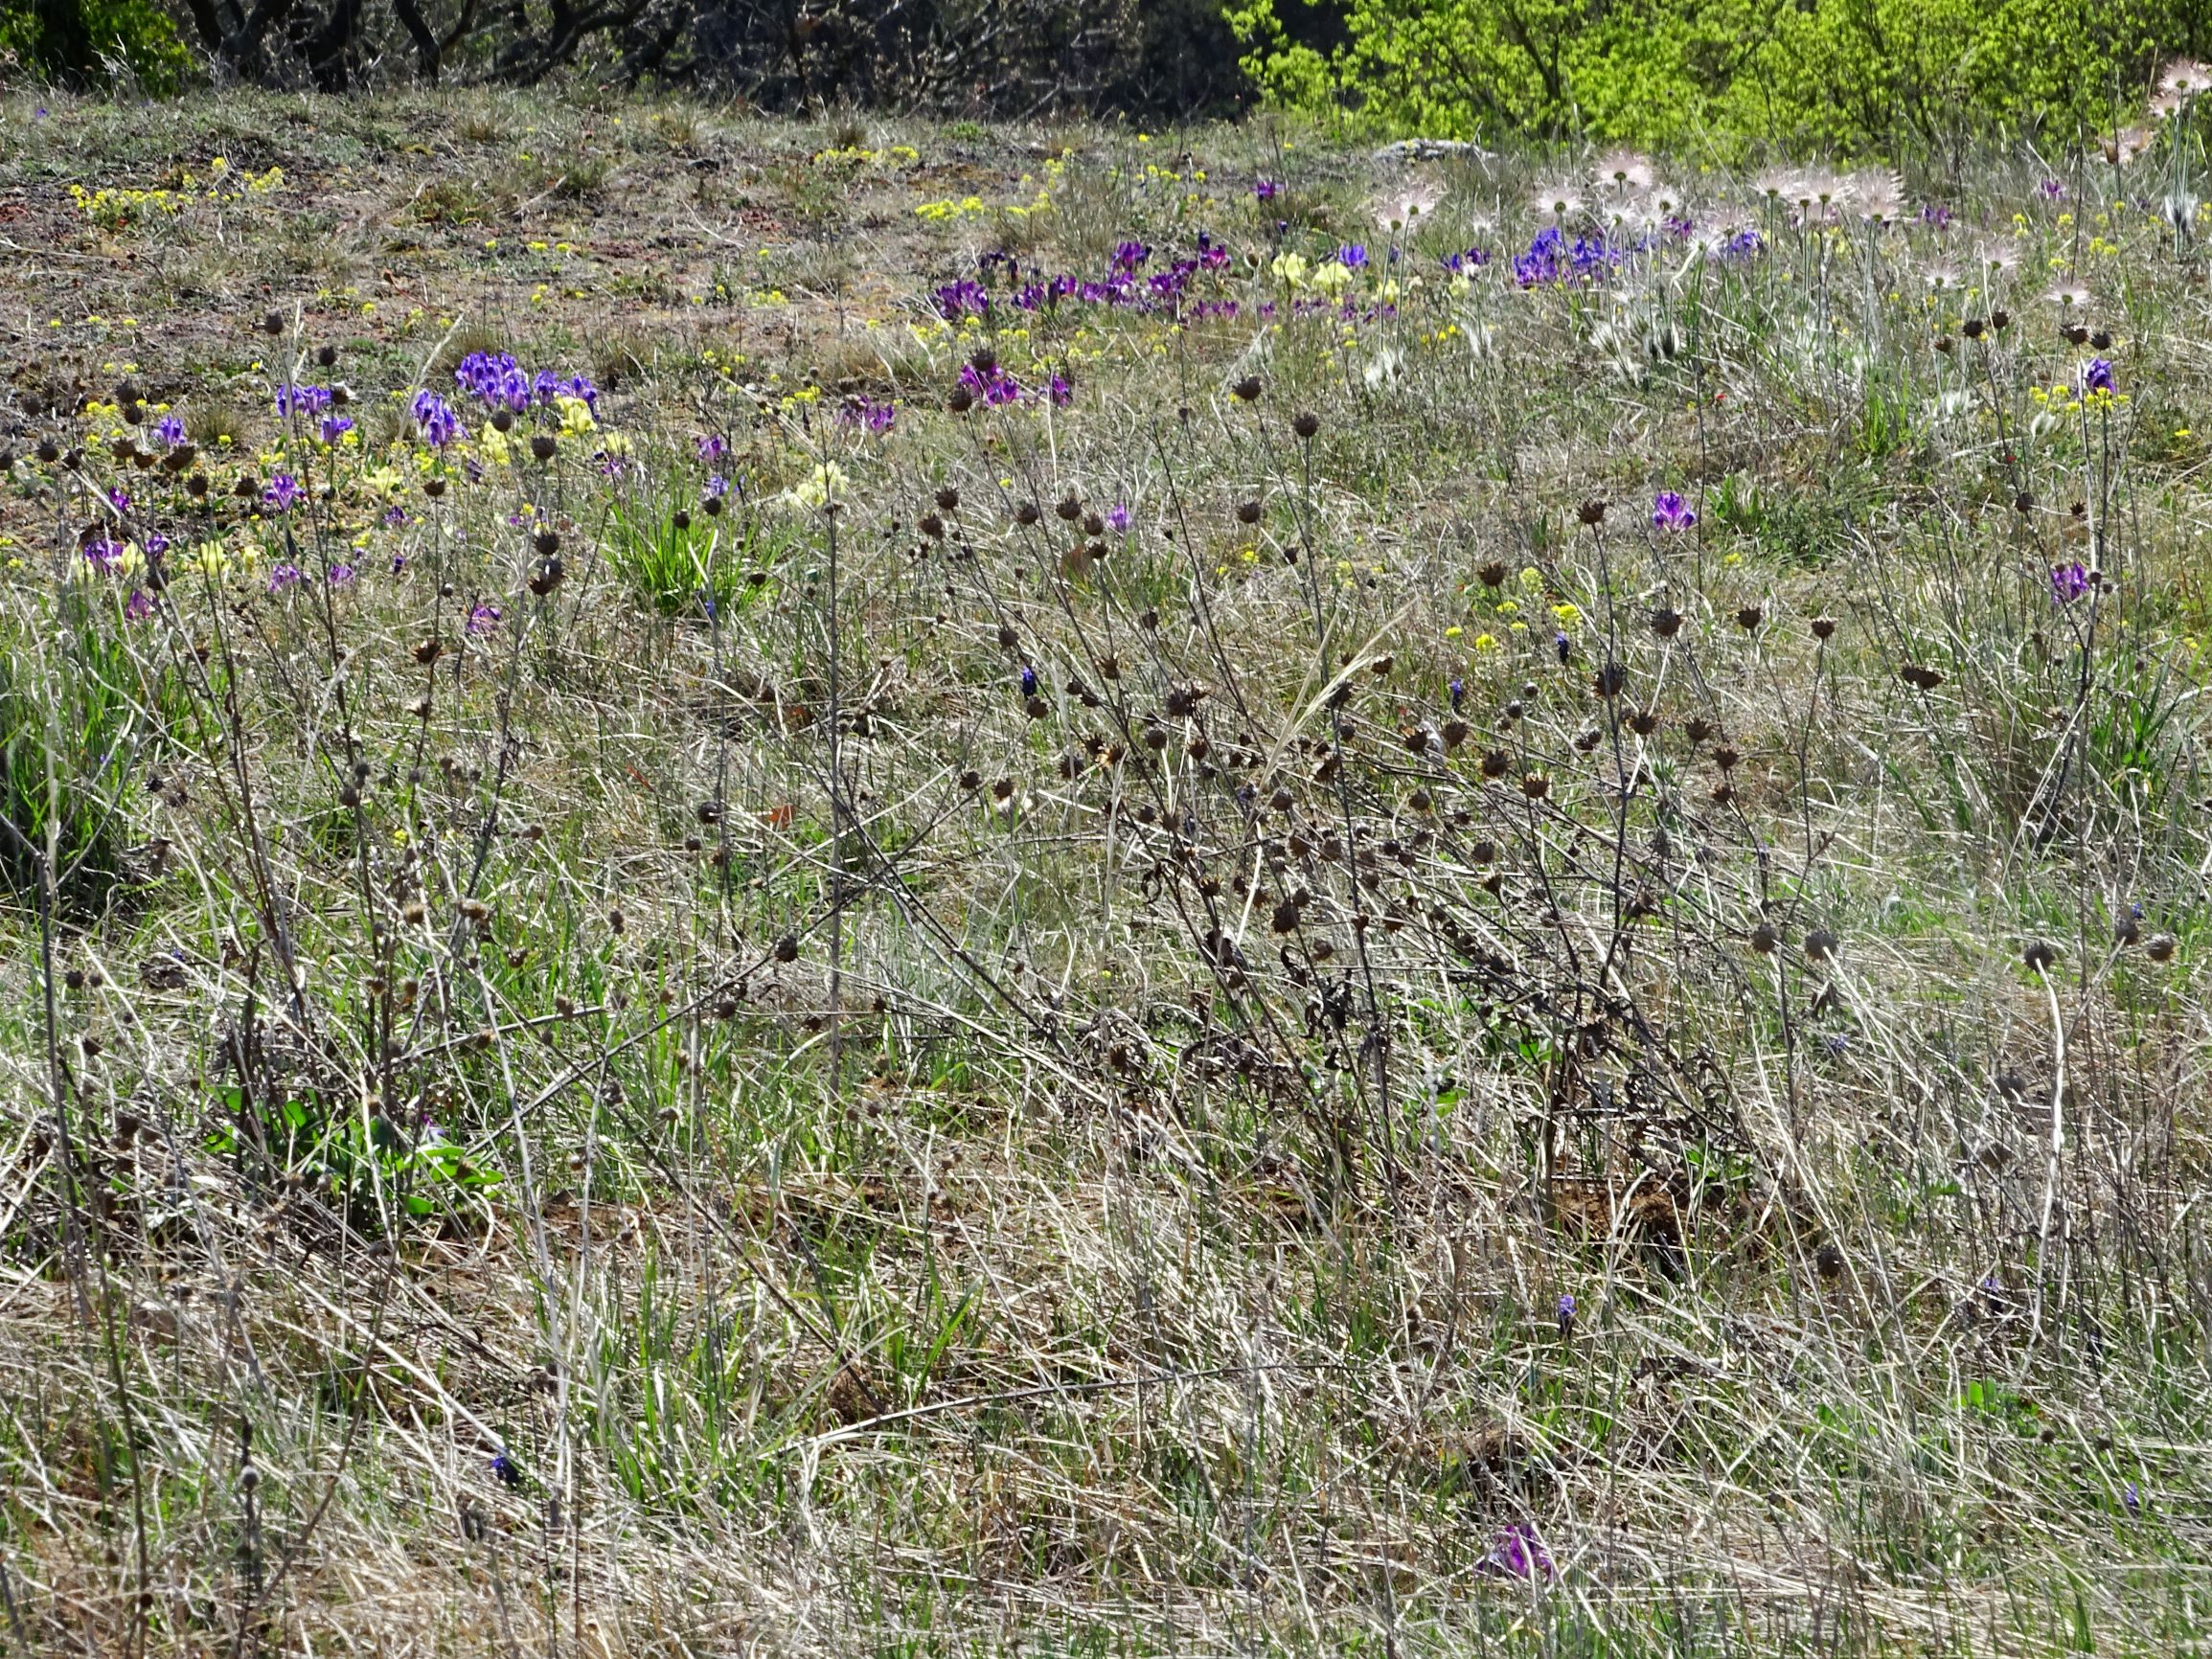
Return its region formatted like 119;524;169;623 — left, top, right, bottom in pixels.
327;562;356;586
1106;504;1131;534
107;486;131;513
412;391;465;448
705;474;729;499
124;589;154;621
959;362;1022;406
1338;244;1368;269
83;538;125;575
262;473;303;512
1482;1521;1556;1581
319;413;354;444
154;415;187;447
268;562;302;592
467;602;502;635
696;433;729;462
275;383;331;418
1557;1293;1575;1337
2052;560;2090;603
144;531;170;556
1047;372;1073;407
1253;178;1281;201
2083;357;2115;394
1652;490;1697;532
1019;664;1038;696
933;280;990;319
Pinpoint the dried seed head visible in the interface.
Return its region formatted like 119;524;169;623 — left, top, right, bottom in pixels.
1651;606;1683;638
1232;375;1262;402
1520;772;1551;799
1804;928;1837;961
1480;751;1510;779
996;623;1017;648
1592;661;1626;698
920;512;946;540
1811;615;1836;640
934;486;960;511
1628;709;1658;736
1237;499;1262;524
1749;921;1779;954
946;386;975;414
1684;717;1714;745
1015;502;1040;526
2147;933;2178;963
1578;499;1607;524
262;310;285;335
1736;604;1764;632
1478;560;1507;587
2022;939;2057;972
1291;411;1320;439
774;935;800;963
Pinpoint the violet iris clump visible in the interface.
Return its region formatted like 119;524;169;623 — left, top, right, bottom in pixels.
1652;490;1697;531
2052;560;2090;603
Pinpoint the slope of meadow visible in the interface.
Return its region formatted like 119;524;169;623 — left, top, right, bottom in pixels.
2;91;2211;1656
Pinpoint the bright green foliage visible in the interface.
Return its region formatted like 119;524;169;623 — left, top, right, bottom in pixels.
1230;0;2211;155
0;0;192;92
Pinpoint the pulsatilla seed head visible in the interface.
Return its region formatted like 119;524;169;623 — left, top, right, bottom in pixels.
1900;665;1945;691
2115;912;2141;945
1992;308;2010;330
1442;718;1469;749
536;531;560;557
530;435;557;461
1237;499;1262;524
1270;898;1302;933
2014;490;2034;513
1232;375;1262;401
1578;499;1607;524
773;935;800;964
1651;606;1683;638
672;509;691;530
1736;604;1764;631
1520;772;1551;799
1291;411;1320;439
958;769;981;791
946;386;975;414
1083;511;1106;536
1015;502;1040;526
1962;317;1985;339
969;347;997;373
490;408;515;433
1712;745;1740;771
607;908;626;935
2147;933;2178;962
1268;787;1293;811
1478;560;1507;587
261;310;285;334
934;486;960;511
2090;329;2111;350
1811;615;1836;640
1804;928;1837;961
2022;939;2056;972
316;344;337;368
920;512;946;540
1480;751;1510;779
1684;717;1714;744
1592;661;1626;698
1749;921;1779;954
1628;709;1658;736
996;623;1017;648
1055;496;1082;522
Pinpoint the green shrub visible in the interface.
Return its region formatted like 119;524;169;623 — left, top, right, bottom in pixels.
1230;0;2200;156
0;0;193;93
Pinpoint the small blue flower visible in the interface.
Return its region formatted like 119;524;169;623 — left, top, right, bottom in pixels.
1019;664;1038;697
1556;1293;1575;1337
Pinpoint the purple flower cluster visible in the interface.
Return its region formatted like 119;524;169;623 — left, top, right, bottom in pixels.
453;351;599;415
2052;560;2090;603
1514;225;1622;287
413;391;466;448
1441;246;1492;276
937;234;1233;324
1652;490;1697;531
1481;1521;1556;1582
959;360;1023;406
2083;356;2116;394
262;473;304;512
274;383;332;419
837;396;897;432
83;537;125;576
